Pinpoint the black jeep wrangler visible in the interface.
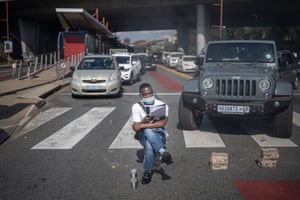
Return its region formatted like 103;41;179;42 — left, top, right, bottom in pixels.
179;40;293;138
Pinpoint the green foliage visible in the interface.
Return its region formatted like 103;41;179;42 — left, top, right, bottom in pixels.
210;26;300;54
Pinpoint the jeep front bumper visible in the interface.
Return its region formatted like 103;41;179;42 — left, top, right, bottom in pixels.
182;92;292;116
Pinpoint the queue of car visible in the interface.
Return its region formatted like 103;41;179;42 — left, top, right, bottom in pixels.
68;48;300;98
277;50;300;89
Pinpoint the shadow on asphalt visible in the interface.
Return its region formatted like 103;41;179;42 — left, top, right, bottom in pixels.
0;103;30;120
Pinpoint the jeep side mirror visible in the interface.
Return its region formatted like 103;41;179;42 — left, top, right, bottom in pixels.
196;56;204;69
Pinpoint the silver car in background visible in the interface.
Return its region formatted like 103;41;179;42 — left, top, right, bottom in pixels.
70;55;121;97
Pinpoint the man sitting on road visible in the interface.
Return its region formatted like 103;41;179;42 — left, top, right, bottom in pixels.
131;82;173;185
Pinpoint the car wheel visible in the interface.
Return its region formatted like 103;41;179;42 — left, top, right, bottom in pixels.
293;76;299;89
178;94;203;130
273;100;293;138
129;73;134;85
71;93;79;98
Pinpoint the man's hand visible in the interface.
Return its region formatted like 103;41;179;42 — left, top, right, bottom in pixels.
133;116;151;132
132;116;168;132
143;115;152;123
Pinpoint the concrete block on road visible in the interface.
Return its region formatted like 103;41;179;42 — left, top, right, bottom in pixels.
209;152;228;170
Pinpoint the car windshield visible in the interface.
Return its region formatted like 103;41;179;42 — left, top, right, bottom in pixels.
206;43;275;63
77;57;115;70
115;56;130;64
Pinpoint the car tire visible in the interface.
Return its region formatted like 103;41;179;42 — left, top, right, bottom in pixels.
273;100;293;138
128;73;134;85
71;93;79;98
178;94;203;130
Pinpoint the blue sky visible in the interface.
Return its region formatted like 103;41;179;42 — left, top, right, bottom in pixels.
115;29;176;43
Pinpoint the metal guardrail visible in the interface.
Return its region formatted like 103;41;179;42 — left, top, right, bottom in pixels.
1;51;84;81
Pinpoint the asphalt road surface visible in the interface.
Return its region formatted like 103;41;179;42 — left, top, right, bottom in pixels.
1;68;300;200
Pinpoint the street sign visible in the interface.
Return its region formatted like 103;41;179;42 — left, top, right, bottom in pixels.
4;40;13;53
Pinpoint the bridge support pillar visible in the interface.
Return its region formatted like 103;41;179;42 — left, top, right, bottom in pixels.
18;18;40;59
196;4;207;55
177;4;208;55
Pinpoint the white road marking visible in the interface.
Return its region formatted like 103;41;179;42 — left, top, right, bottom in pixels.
239;118;298;147
250;134;297;147
183;116;225;148
109;117;142;149
20;107;72;136
293;111;300;127
31;107;115;150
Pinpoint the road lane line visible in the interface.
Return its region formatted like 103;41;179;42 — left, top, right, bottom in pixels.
183;116;225;148
109;117;142;149
19;107;72;136
31;107;115;150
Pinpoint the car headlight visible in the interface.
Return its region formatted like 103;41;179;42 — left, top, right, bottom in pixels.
259;78;271;91
72;72;80;82
203;78;214;89
110;72;118;81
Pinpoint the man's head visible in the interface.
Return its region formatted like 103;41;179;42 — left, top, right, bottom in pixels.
139;82;155;105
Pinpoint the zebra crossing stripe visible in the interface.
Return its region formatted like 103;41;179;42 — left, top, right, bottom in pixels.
183;130;226;148
293;111;300;128
31;107;115;150
240;116;298;147
183;116;225;148
109;117;142;149
19;107;72;136
250;134;297;147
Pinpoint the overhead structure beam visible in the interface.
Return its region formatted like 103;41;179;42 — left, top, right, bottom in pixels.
55;8;114;39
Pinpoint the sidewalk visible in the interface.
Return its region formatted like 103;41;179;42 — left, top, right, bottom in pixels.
0;66;71;143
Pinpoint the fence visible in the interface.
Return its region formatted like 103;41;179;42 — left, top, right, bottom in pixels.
2;51;84;81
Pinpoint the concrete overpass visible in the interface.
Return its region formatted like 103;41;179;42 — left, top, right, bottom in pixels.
2;0;300;58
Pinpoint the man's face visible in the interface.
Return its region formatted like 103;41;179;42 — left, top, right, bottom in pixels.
140;87;153;98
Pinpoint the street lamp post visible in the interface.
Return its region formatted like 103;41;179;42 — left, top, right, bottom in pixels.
212;0;224;40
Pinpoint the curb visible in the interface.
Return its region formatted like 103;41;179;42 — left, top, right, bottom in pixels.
1;79;71;140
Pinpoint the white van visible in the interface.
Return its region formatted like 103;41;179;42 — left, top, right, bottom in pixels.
112;53;141;84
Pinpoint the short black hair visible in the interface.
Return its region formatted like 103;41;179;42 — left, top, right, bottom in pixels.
139;82;152;93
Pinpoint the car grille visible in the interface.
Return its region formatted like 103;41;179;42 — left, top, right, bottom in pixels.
82;89;106;93
82;80;106;83
215;79;257;97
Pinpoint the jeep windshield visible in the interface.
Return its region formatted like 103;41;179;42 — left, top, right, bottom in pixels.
206;42;275;63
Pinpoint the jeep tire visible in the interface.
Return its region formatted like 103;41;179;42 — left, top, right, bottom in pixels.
273;100;293;138
178;95;203;130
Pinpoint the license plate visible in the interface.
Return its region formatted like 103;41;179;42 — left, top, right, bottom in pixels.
85;85;100;90
217;105;250;114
